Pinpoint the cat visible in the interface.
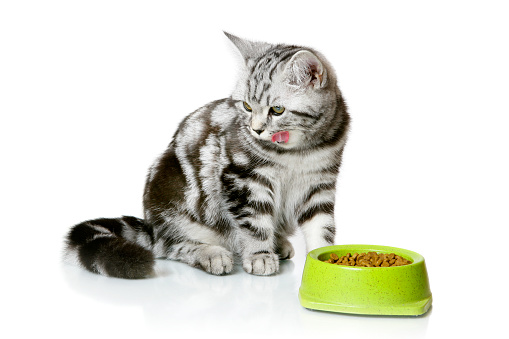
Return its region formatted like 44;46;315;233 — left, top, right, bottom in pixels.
64;32;350;278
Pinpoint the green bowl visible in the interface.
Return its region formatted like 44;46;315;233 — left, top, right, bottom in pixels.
299;244;432;316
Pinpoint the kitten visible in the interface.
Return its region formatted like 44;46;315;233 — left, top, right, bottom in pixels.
64;33;350;278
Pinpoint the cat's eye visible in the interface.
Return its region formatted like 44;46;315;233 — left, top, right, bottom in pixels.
243;101;252;112
270;106;285;116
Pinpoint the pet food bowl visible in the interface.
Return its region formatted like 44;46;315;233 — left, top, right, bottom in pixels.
299;244;432;316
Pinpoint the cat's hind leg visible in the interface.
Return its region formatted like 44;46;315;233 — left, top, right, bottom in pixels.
275;236;295;260
148;210;235;275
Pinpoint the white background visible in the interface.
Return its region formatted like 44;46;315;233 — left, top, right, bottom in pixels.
1;1;508;338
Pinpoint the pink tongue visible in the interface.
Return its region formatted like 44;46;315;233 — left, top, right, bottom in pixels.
271;131;290;143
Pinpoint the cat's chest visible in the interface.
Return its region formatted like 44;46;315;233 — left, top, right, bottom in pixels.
276;169;315;205
246;145;342;227
254;161;326;217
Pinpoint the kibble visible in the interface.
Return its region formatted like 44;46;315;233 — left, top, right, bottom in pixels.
322;252;412;267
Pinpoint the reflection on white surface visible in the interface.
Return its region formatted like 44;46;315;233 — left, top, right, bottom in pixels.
61;235;430;338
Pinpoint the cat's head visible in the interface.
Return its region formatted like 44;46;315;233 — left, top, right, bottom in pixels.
226;32;344;151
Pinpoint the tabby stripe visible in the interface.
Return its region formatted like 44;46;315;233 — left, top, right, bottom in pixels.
322;158;342;174
239;222;269;241
259;82;271;100
268;48;301;80
245;200;274;215
319;96;350;148
162;235;176;251
189;160;207;220
298;202;335;225
187;101;226;220
250;54;266;75
249;172;273;191
323;225;336;244
250;46;303;99
222;159;274;192
211;216;233;238
229;198;273;219
88;218;124;236
301;182;336;206
121;216;155;246
268;59;280;80
226;187;250;217
226;97;237;110
174;244;184;258
291;110;320;121
68;222;112;246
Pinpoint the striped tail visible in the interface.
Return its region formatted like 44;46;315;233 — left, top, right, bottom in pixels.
64;216;155;279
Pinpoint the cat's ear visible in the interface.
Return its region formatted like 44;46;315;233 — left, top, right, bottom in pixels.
284;50;327;89
224;31;271;62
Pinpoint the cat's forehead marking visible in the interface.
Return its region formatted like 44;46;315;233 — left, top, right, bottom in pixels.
246;46;302;104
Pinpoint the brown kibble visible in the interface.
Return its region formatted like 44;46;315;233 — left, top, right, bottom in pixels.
322;252;412;267
395;257;405;265
359;259;369;266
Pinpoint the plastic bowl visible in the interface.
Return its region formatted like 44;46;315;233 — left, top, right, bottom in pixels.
299;244;432;316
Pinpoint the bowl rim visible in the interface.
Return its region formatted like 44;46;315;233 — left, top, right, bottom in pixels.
308;244;425;270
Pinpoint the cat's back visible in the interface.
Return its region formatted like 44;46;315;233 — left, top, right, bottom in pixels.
174;98;238;146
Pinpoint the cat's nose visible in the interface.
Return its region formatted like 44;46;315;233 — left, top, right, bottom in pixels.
253;128;264;135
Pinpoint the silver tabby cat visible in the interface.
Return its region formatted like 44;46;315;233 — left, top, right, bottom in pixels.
64;33;350;278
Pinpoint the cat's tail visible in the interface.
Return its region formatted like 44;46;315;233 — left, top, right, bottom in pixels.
64;216;155;279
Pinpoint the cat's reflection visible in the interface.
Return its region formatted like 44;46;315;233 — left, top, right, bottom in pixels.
62;258;298;327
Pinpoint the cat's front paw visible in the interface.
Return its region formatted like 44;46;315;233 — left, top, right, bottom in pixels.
243;252;279;276
197;246;234;275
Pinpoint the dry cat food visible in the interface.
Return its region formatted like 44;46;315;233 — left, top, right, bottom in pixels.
322;252;412;267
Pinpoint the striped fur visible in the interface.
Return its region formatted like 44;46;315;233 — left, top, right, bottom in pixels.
64;33;350;278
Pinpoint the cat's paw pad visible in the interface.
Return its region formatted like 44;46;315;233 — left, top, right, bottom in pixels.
197;246;234;275
243;252;279;276
276;240;295;260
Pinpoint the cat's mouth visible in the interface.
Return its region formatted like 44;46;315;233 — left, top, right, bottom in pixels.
271;131;290;144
